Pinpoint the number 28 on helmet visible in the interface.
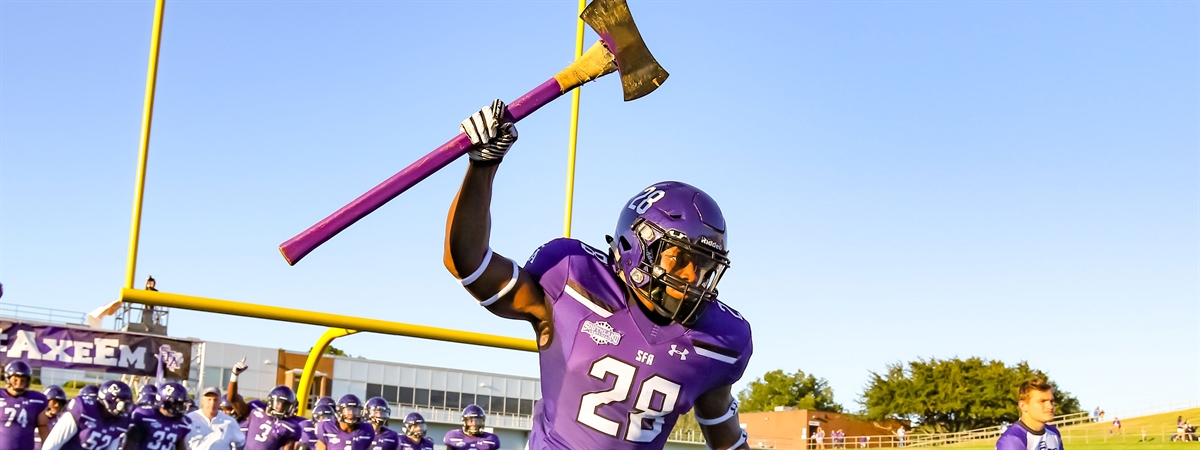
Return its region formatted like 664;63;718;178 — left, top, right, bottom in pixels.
610;181;730;327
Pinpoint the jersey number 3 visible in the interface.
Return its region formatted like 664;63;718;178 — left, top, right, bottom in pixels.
576;356;681;443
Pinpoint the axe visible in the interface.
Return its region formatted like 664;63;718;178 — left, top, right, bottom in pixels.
279;0;668;265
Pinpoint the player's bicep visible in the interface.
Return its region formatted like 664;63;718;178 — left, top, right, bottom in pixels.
694;385;749;450
461;251;548;324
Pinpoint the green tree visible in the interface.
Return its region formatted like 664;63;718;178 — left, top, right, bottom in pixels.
859;357;1081;433
737;369;843;413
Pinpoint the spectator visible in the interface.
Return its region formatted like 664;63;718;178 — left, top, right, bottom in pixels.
186;387;244;450
1175;417;1184;442
816;426;826;450
897;426;906;447
1094;407;1101;423
1185;420;1196;442
145;276;158;291
1111;417;1122;435
860;436;868;449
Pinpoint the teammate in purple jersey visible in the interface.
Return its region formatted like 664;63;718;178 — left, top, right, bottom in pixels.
396;413;432;450
316;395;373;450
299;404;335;450
997;379;1064;450
444;102;753;450
239;386;303;450
35;385;68;450
124;382;191;450
42;380;132;450
0;361;50;450
364;397;397;450
441;406;497;450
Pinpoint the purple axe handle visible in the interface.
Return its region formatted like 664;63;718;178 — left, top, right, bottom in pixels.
279;40;623;265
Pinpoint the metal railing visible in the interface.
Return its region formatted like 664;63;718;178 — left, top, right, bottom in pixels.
1061;425;1199;444
0;303;86;325
394;404;534;430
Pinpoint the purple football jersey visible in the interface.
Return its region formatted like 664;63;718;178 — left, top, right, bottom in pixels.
516;239;753;450
316;421;373;450
243;408;302;450
57;397;130;450
442;430;499;450
298;419;318;449
128;408;190;450
0;389;48;450
997;422;1063;450
367;427;398;450
395;434;433;450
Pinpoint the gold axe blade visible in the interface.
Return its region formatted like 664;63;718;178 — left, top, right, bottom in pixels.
582;0;669;101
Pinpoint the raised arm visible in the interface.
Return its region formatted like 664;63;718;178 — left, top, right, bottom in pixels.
694;385;750;450
227;357;250;419
443;100;550;333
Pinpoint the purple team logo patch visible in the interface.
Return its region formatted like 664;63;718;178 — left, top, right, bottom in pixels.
581;321;622;345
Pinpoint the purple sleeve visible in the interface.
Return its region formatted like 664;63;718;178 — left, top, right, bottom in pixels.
996;429;1025;450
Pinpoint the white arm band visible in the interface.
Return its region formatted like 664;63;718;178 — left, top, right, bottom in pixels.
707;429;748;450
479;258;519;307
459;248;494;286
696;398;739;426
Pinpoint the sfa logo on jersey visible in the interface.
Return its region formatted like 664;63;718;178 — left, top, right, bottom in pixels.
581;321;622;346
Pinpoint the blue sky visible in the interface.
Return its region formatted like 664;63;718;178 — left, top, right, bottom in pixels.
2;0;1196;416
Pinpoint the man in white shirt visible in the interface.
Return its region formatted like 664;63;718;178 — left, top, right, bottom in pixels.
187;387;245;450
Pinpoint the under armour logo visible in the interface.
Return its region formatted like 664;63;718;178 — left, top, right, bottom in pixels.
668;344;688;360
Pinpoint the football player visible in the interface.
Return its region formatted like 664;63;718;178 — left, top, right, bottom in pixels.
364;397;398;450
298;404;334;450
135;385;158;411
75;386;98;401
42;380;133;450
397;413;433;450
0;361;49;450
441;405;498;450
315;395;373;450
124;382;191;450
238;386;303;450
35;385;68;450
997;379;1063;450
444;101;753;449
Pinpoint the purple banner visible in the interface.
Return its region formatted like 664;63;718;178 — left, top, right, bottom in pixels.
0;321;192;379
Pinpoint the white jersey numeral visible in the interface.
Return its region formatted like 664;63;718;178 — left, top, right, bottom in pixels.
147;430;177;450
84;432;114;450
3;407;27;428
575;356;683;442
580;243;609;265
255;423;273;442
628;187;666;214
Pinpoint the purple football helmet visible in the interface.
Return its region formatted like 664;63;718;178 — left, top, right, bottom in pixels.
336;394;363;425
461;404;486;436
136;384;159;408
42;385;67;402
98;380;133;417
610;181;730;326
265;385;297;419
159;382;189;417
4;361;31;394
312;404;335;422
403;412;427;440
314;396;334;409
78;385;99;399
364;396;390;426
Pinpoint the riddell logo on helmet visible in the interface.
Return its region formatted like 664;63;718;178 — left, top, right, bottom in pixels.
700;237;722;250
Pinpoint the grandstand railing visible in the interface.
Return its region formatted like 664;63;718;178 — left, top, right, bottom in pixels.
1061;424;1198;444
398;404;534;430
0;303;86;325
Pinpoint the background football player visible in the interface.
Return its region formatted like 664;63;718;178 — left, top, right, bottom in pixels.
315;395;373;450
397;413;433;450
441;405;497;450
298;403;334;450
443;101;753;450
364;397;398;450
35;385;68;450
134;385;158;411
124;382;191;450
0;361;49;450
237;386;303;450
42;380;133;450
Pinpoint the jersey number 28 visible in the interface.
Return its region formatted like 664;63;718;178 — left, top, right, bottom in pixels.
576;356;681;443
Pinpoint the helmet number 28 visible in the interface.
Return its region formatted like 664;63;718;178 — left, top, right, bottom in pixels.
576;356;681;443
628;187;666;214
